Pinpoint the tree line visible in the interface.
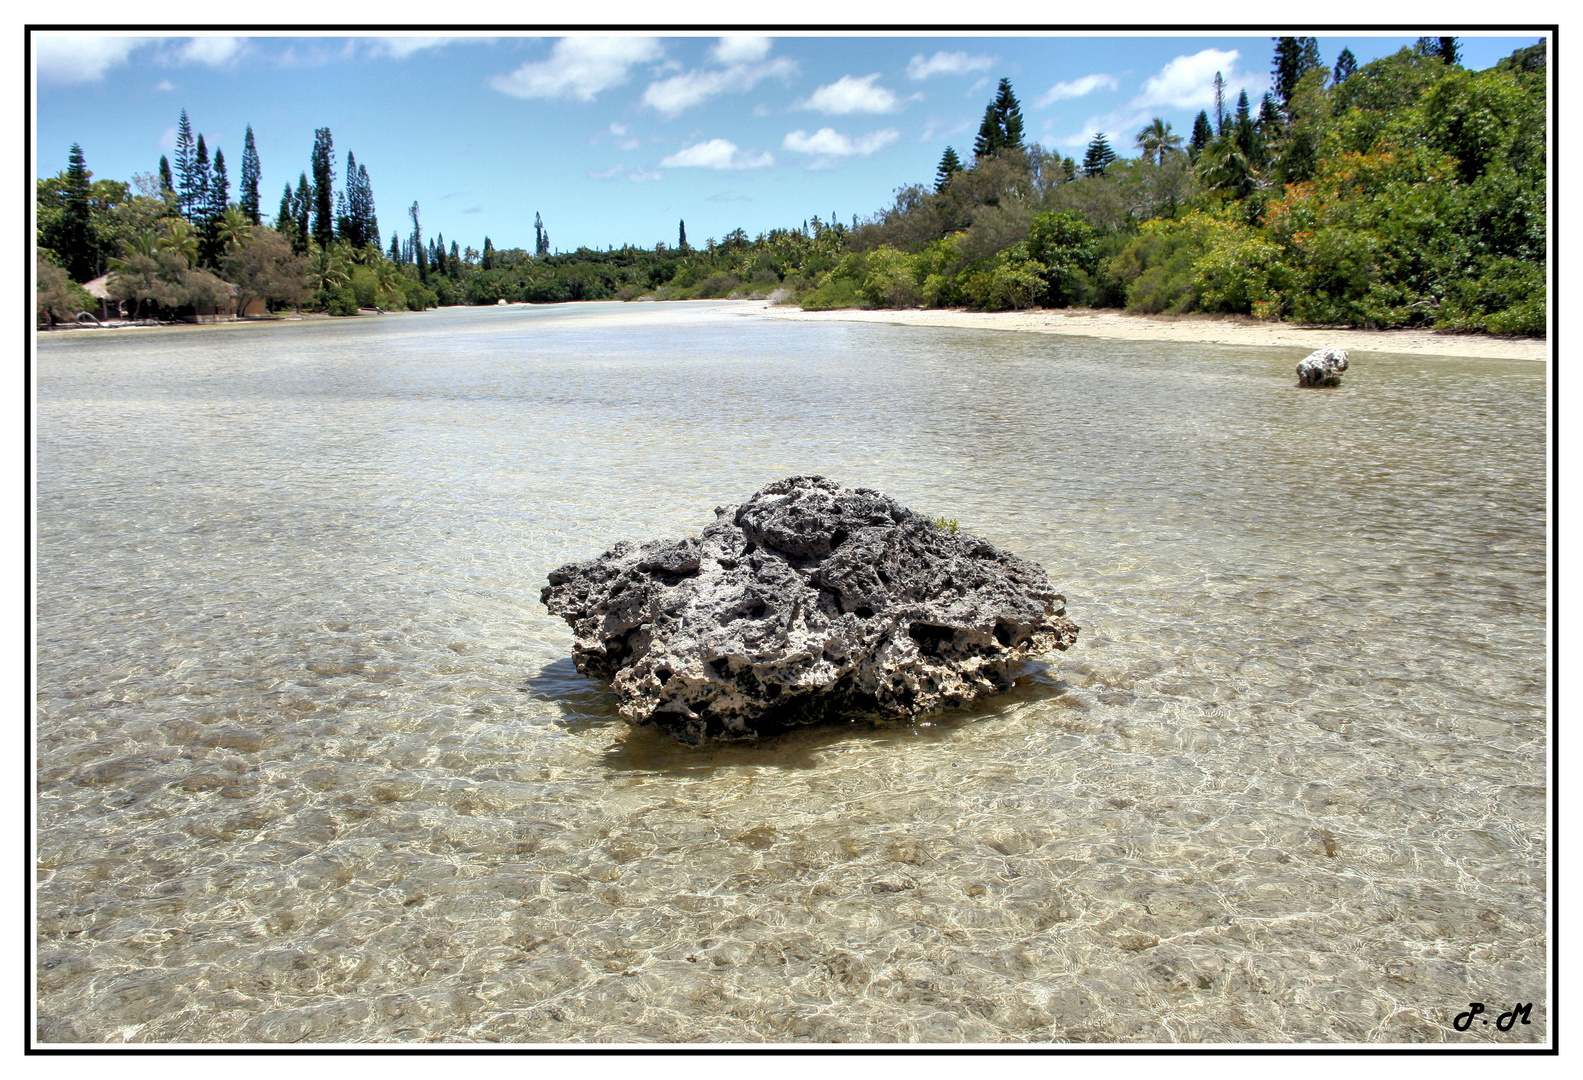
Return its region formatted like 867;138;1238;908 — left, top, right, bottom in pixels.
36;112;552;323
794;37;1543;334
39;36;1545;336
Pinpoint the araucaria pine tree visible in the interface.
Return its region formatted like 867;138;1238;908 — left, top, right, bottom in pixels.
291;173;314;254
991;78;1024;151
934;146;963;191
158;155;174;196
1213;72;1228;134
1332;48;1358;85
357;164;377;247
59;143;94;282
1082;132;1116;176
408;201;426;278
239;125;261;225
201;147;229;265
310;128;336;248
277;183;294;239
1272;36;1323;108
1233;90;1256;158
335;190;351;244
1189;111;1214;161
192;135;211;228
173;110;198;221
972;103;1001;159
1255;93;1283;162
678;219;688;251
534;212;550;257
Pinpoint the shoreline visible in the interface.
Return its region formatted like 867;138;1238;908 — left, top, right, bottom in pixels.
737;302;1548;362
38;299;1548;361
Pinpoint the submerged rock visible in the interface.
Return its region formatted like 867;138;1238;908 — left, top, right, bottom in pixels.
1297;347;1349;387
541;476;1079;744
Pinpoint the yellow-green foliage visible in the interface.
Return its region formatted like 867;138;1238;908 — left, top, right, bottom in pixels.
859;247;922;308
960;243;1045;311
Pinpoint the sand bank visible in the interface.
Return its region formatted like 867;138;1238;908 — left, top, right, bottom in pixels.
739;302;1547;362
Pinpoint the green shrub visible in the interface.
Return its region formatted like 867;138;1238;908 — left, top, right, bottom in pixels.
1026;210;1099;307
1437;256;1546;336
692;273;741;298
1193;227;1290;315
860;247;922;307
403;280;438;310
799;276;866;309
349;264;379;308
430;277;461;306
960;244;1044;311
322;284;358;316
1111;216;1212;314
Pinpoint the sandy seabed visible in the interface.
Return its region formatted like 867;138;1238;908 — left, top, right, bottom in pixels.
738;302;1548;362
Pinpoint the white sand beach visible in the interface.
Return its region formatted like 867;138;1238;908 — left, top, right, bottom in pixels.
739;302;1548;362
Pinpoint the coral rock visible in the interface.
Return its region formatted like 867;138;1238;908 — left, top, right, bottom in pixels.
541;476;1079;743
1297;347;1349;387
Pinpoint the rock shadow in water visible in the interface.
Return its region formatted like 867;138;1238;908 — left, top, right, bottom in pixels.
595;660;1069;777
519;656;623;732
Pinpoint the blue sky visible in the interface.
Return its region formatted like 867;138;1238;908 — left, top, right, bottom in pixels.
34;31;1543;255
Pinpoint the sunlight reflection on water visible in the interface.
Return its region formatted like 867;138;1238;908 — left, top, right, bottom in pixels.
35;302;1547;1043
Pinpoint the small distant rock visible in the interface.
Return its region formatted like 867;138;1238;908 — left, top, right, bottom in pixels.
541;476;1079;744
1297;347;1349;387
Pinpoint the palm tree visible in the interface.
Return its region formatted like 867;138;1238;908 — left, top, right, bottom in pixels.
1135;118;1183;165
156;218;199;267
217;206;253;253
107;230;160;273
373;258;402;307
1197;137;1257;200
305;242;349;294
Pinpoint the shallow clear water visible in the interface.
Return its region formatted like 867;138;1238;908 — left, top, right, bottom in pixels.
34;301;1549;1044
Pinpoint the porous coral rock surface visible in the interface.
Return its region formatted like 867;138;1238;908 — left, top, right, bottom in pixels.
1297;347;1350;387
541;476;1079;743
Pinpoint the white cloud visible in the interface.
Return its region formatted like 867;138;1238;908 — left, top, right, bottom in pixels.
782;127;900;158
606;122;641;150
642;55;796;118
1052;117;1149;151
659;139;773;170
712;36;771;65
1035;73;1118;106
907;51;994;80
1129;48;1259;111
171;36;245;68
154;79;176;92
588;164;626;180
365;36;467;60
799;73;912;115
158;126;177;152
490;37;663;102
627;169;664;182
1050;49;1268;154
34;35;145;83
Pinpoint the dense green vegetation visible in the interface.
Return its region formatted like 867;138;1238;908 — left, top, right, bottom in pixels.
38;37;1545;335
805;38;1546;334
